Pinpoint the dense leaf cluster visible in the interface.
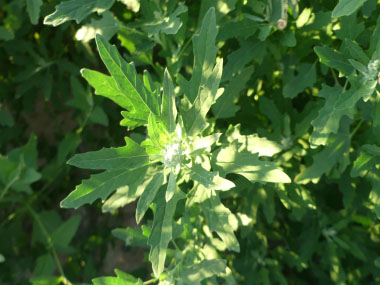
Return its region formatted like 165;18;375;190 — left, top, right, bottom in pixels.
1;0;380;284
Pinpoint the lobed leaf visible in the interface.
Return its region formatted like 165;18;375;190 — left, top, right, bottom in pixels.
44;0;115;26
67;137;148;170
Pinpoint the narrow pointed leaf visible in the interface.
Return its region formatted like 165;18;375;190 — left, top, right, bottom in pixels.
161;69;177;133
27;0;43;25
67;137;148;170
166;172;176;202
149;188;185;277
61;166;147;209
136;172;164;224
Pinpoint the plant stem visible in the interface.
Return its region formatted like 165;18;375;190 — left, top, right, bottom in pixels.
143;278;158;285
350;120;364;137
27;205;72;285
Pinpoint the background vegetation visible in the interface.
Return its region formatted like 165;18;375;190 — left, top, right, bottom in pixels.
1;0;380;284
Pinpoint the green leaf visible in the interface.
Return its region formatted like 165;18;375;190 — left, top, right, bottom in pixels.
27;0;43;25
190;164;235;191
314;46;354;76
0;109;14;127
57;133;81;164
60;166;147;209
197;185;240;252
136;172;164;224
95;34;159;126
165;171;176;202
142;3;187;36
161;69;177;133
51;215;82;252
93;268;143;285
212;143;291;184
147;114;169;150
182;59;223;136
180;259;227;284
332;0;367;18
296;134;350;184
212;66;254;118
178;7;218;104
0;26;14;41
310;81;376;147
148;188;185;277
335;14;364;40
44;0;115;26
0;254;4;263
283;64;316;99
67;137;148;170
75;11;119;42
81;69;132;110
344;39;369;64
190;133;222;154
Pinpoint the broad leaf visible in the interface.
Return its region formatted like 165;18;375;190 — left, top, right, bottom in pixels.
196;185;240;252
332;0;368;18
81;69;132;110
178;7;218;104
212;66;254;118
182;59;223;136
180;259;227;284
44;0;115;26
27;0;43;25
190;164;235;191
61;166;148;209
283;64;316;99
314;46;354;76
67;137;148;170
75;11;118;42
212;143;291;184
95;34;159;126
296;135;350;184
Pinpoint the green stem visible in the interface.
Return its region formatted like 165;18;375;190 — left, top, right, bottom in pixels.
143;278;158;285
331;69;340;86
350;120;364;137
27;205;72;285
0;174;19;200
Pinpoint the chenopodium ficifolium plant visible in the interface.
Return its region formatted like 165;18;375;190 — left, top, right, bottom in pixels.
63;8;291;282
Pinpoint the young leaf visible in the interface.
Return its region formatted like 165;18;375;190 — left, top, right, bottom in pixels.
178;7;218;103
161;69;177;133
136;172;164;224
67;137;148;170
95;34;159;125
147;114;169;150
332;0;368;18
44;0;115;26
149;188;185;277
